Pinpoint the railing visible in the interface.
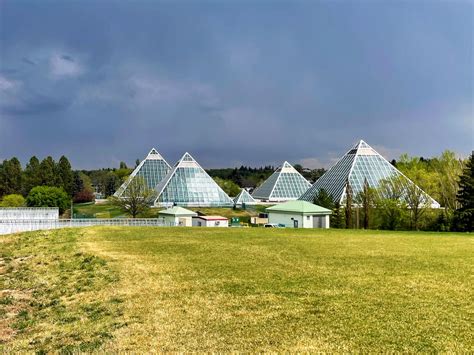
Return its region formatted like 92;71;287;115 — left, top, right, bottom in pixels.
0;218;167;235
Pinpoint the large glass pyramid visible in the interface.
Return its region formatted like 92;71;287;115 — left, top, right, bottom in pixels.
252;161;311;202
114;148;171;198
299;140;440;208
153;152;234;207
233;189;257;206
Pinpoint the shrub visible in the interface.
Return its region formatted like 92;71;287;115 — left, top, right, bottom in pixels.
0;194;26;207
26;186;70;214
73;189;95;203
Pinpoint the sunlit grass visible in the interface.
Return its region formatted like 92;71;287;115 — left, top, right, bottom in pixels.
1;227;472;352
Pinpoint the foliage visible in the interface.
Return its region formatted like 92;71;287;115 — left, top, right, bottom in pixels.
22;156;41;196
26;186;70;214
0;158;22;197
375;175;408;230
213;177;241;197
453;151;474;232
355;178;376;229
109;177;154;218
313;188;335;209
396;151;464;211
57;156;74;196
0;194;26;207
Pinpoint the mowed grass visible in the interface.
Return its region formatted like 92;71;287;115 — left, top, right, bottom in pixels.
1;227;473;352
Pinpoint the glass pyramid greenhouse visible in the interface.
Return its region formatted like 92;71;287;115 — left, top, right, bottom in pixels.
233;188;257;206
114;148;171;198
299;140;440;208
153;152;234;207
252;161;311;202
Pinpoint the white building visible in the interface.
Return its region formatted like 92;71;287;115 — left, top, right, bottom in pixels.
158;206;197;226
192;215;229;227
266;201;331;228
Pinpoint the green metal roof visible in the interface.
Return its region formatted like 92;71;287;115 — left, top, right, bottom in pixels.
266;200;332;214
158;206;197;216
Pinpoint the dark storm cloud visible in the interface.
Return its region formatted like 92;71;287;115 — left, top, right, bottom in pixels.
0;0;472;169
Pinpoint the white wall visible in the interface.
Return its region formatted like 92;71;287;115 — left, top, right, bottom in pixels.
268;212;303;228
159;215;193;226
192;218;228;227
0;208;59;220
269;212;330;228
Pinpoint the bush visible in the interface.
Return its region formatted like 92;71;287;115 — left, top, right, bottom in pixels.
73;189;95;203
26;186;70;214
0;194;26;207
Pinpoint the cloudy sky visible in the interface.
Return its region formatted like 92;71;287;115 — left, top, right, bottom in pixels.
0;0;472;169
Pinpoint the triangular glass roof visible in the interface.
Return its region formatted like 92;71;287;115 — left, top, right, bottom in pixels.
233;189;257;205
252;161;311;201
153;152;234;207
299;140;440;207
114;148;171;198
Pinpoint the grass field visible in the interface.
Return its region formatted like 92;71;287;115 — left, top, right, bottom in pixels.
1;227;472;352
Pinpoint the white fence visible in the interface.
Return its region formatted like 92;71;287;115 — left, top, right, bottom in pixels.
0;207;59;220
0;218;166;235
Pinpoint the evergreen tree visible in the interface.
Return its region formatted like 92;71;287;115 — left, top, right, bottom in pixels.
135;159;140;168
314;189;335;209
58;156;74;196
39;156;57;186
22;156;42;196
120;161;128;169
454;152;474;232
1;158;23;195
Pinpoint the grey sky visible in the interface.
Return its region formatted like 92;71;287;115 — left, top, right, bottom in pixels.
0;0;472;169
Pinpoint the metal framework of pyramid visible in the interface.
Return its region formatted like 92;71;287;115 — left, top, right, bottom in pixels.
252;161;311;202
233;189;257;206
153;152;234;207
114;148;171;198
299;140;440;208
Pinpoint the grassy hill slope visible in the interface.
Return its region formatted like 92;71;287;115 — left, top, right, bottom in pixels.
1;227;472;352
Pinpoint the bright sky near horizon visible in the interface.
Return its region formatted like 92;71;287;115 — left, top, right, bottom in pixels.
0;0;472;169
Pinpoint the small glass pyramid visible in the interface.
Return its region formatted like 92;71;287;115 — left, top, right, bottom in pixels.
114;148;171;198
233;189;257;206
299;140;440;207
153;152;234;207
252;161;311;202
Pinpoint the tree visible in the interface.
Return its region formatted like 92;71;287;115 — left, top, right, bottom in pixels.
109;177;154;218
72;171;95;203
293;164;304;174
331;202;344;228
435;151;463;211
214;177;241;197
22;156;42;196
355;178;375;229
135;159;140;168
314;189;335;209
58;156;74;196
119;161;128;169
405;179;430;230
344;179;353;229
26;186;70;214
39;156;57;186
103;172;120;197
454;152;474;232
0;194;26;207
376;175;408;230
0;158;23;196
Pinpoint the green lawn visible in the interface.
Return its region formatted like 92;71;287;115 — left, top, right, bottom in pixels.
1;227;472;352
